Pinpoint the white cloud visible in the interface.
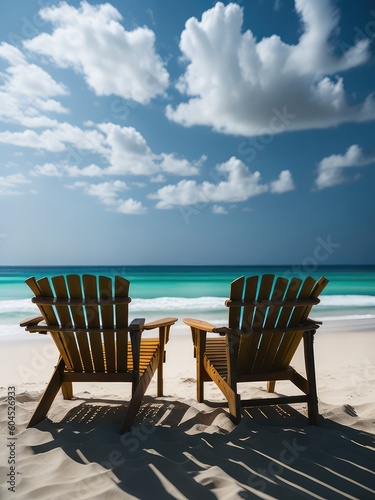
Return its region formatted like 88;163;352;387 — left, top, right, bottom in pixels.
149;156;294;208
212;205;228;214
0;121;203;178
24;1;169;104
77;180;128;206
270;170;296;193
0;42;68;127
166;1;374;137
0;173;31;195
117;198;147;214
0;123;107;154
31;162;104;177
99;123;204;176
158;153;207;176
68;180;147;214
31;163;63;177
315;145;375;189
150;174;166;183
99;123;157;175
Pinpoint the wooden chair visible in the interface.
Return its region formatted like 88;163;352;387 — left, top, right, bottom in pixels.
20;274;177;433
184;274;328;425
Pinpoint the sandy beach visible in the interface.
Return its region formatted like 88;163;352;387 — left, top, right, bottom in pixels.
1;319;374;499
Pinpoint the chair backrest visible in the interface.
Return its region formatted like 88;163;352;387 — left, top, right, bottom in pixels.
226;274;328;374
25;274;131;374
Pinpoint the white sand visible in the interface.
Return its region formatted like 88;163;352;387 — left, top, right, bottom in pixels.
1;319;375;499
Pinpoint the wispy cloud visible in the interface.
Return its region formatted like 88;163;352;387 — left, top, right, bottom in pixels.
68;179;147;214
0;42;68;127
0;173;31;195
315;145;375;189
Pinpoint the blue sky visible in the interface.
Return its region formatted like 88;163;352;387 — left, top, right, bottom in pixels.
0;0;374;265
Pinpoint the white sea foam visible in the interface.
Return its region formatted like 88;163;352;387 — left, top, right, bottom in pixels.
130;296;226;311
319;295;375;307
322;314;375;321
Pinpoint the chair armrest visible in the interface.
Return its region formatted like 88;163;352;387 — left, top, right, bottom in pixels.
143;317;177;345
20;316;45;328
144;317;178;330
306;318;322;327
128;318;146;332
20;316;48;334
183;318;217;332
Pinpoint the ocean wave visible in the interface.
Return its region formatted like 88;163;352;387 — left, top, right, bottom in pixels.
0;294;375;316
319;295;375;307
322;313;375;321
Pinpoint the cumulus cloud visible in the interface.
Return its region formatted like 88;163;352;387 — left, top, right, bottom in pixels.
68;180;147;214
166;1;375;137
68;180;127;205
3;121;204;178
98;123;157;175
117;198;147;214
212;205;228;214
158;153;206;176
24;1;169;104
315;145;375;189
149;156;294;208
0;42;68;127
270;170;296;193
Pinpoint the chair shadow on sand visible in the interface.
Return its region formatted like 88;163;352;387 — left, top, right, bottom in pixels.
30;395;375;499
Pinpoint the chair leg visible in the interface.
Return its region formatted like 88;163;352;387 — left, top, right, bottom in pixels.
157;350;164;397
195;328;206;403
267;381;276;393
119;353;159;434
229;393;242;424
27;357;65;428
304;331;319;425
157;326;167;397
197;357;204;403
61;382;73;400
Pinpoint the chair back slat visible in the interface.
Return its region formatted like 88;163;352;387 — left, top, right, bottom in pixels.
100;275;116;373
251;276;289;372
66;275;94;372
242;274;274;372
52;275;83;372
228;276;245;330
115;276;130;372
258;277;301;373
241;276;258;330
235;276;258;371
26;276;75;371
83;275;104;373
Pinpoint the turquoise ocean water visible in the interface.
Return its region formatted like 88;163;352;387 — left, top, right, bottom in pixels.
0;265;374;337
